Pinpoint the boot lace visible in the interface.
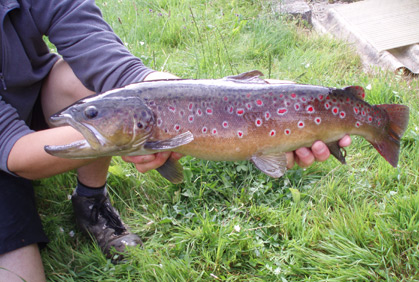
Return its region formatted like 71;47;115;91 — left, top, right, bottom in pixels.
91;196;126;235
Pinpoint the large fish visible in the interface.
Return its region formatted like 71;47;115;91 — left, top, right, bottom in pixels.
45;71;409;183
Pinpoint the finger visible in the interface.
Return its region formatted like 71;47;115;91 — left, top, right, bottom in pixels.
286;152;295;169
122;154;156;164
294;147;315;168
170;152;184;161
311;141;330;162
339;134;351;147
134;151;172;173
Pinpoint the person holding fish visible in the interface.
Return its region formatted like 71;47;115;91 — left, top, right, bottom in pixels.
0;0;353;281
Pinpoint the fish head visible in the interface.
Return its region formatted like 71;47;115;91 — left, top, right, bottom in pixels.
46;93;155;158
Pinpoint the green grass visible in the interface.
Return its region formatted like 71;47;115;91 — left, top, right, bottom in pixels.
36;0;419;280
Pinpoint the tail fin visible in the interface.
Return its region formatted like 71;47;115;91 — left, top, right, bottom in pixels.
370;104;409;167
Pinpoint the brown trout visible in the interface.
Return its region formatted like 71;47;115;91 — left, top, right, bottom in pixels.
45;71;409;183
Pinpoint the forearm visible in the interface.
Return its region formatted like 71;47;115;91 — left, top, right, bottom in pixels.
7;126;102;180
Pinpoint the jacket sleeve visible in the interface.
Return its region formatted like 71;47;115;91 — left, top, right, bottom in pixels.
0;97;34;174
30;0;154;93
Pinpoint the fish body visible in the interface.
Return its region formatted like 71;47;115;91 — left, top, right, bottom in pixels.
45;71;409;183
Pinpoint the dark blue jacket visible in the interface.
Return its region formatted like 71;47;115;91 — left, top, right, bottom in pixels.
0;0;153;174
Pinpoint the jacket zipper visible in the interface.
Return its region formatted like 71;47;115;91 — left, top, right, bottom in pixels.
0;72;6;90
1;2;20;92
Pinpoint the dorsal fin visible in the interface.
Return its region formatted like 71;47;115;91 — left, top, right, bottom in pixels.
222;70;268;84
343;86;365;100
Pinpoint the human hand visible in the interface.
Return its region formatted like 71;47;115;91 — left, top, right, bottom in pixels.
121;152;183;173
286;135;352;169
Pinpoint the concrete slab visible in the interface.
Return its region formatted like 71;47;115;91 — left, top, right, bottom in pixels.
310;0;419;75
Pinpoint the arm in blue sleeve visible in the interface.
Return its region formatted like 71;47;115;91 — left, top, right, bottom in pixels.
0;97;34;175
31;0;154;93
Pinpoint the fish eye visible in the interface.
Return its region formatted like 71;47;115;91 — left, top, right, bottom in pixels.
84;106;98;119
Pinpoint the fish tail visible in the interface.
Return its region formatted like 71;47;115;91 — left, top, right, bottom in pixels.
370;104;409;167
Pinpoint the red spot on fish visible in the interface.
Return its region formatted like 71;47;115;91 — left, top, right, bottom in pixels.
246;103;252;110
291;93;297;99
324;102;331;110
332;98;337;103
332;107;339;115
300;97;307;102
294;103;301;111
298;121;305;128
284;129;291;135
256;99;263;106
361;110;366;116
237;131;244;138
174;124;181;131
354;107;359;114
377;120;381;126
188;103;194;111
306;105;315;113
314;117;321;125
368;116;373;123
277;108;288;115
222;121;229;128
246;93;251;98
318;94;324;101
265;111;271;120
326;96;330;100
157;118;162;127
270;130;276;137
202;126;208;133
188;115;194;123
255;118;262;127
168;106;176;113
279;94;284;99
223;96;228;102
236;108;245;116
212;128;218;135
355;121;361;128
197;108;203;116
206;108;213;115
340;111;346;119
346;97;351;103
228;106;234;114
179;110;185;117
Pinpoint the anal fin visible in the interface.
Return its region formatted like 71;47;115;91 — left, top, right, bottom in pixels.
251;152;288;178
156;157;184;184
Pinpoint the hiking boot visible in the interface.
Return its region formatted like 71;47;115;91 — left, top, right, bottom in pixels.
71;191;143;259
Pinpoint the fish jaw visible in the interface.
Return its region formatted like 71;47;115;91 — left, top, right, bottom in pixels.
49;112;106;150
44;140;98;159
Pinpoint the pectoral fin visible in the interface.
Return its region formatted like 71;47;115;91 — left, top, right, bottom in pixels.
251;152;288;178
156;157;184;184
144;131;194;151
326;141;346;164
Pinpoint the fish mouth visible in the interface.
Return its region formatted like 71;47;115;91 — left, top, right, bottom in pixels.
46;113;108;157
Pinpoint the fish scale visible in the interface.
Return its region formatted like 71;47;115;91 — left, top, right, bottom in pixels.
45;71;409;184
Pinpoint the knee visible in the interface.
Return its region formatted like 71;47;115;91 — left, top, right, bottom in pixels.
49;59;94;101
41;59;95;119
